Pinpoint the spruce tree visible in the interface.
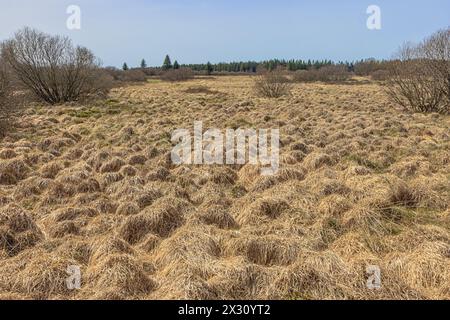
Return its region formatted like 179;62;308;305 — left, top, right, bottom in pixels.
122;62;129;71
206;62;213;75
162;55;172;70
140;59;147;69
173;60;180;69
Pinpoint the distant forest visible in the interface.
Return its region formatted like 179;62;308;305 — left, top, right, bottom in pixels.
180;58;381;73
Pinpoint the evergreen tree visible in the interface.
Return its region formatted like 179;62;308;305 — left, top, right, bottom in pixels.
122;62;129;71
173;60;180;69
206;62;213;75
162;55;172;70
140;59;147;69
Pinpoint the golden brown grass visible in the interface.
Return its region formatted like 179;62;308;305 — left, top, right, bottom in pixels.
0;76;449;299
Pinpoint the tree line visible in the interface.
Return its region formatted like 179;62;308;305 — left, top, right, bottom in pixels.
122;56;393;74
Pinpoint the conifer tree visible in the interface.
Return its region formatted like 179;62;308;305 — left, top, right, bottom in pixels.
206;62;213;75
173;60;180;69
162;55;172;70
122;62;129;71
140;59;147;68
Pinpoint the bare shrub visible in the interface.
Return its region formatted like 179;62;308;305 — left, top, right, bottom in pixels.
0;64;13;136
1;27;107;104
0;65;10;105
316;65;351;82
254;70;291;98
386;28;449;114
422;28;450;102
370;69;391;81
293;65;351;83
160;68;194;82
292;70;317;83
354;60;382;76
105;68;147;83
142;68;162;77
122;69;146;82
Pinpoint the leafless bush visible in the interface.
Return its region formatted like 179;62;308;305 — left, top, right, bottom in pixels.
142;68;162;77
292;70;317;82
105;68;147;83
293;65;351;83
422;28;450;102
254;69;291;98
0;67;9;103
354;60;381;76
386;28;449;114
122;69;146;82
317;65;351;82
370;69;391;81
160;68;194;82
90;69;115;99
0;64;13;136
1;27;107;104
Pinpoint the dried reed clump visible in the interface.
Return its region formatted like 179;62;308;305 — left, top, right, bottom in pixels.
54;238;93;265
119;165;136;177
317;194;352;217
119;198;188;244
133;187;163;209
86;254;156;297
48;221;80;238
155;273;219;300
128;154;147;165
13;251;78;299
208;258;272;299
138;233;161;253
100;157;125;173
77;177;101;193
0;159;30;185
40;162;64;179
303;152;334;170
342;204;387;236
268;251;359;299
250;175;278;192
209;167;238;185
146;166;171;181
276;167;306;183
196;206;239;230
101;172;124;187
153;226;221;278
91;236;135;264
385;241;450;298
224;236;301;266
0;205;43;256
0;149;17;159
115;202;140;216
12;176;52;200
236;198;290;225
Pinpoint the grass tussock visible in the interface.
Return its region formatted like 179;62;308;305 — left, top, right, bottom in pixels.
0;76;448;299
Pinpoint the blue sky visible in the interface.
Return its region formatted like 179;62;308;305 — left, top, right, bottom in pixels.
0;0;448;67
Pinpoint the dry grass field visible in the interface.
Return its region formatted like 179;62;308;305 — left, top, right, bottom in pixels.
0;76;449;300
